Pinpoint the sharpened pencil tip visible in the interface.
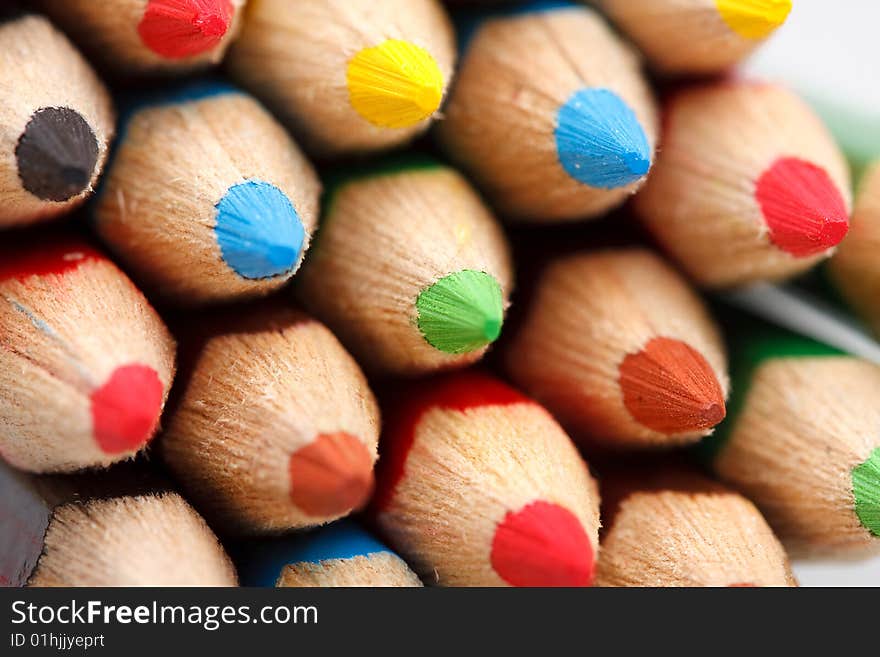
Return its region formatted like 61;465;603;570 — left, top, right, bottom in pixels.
138;0;233;59
491;501;595;587
416;270;505;355
15;107;98;203
195;8;228;38
853;447;880;537
715;0;792;40
619;336;727;435
90;364;164;455
289;432;375;518
347;38;445;129
701;401;727;427
214;179;305;280
555;87;652;189
756;156;850;257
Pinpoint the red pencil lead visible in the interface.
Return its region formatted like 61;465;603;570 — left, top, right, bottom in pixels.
491;501;595;587
756;156;850;257
138;0;233;59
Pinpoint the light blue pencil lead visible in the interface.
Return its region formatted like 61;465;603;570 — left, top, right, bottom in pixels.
555;87;652;189
214;179;305;280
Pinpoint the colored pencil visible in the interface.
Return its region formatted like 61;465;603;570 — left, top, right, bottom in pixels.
436;2;658;223
0;232;176;474
35;0;244;76
239;521;422;587
702;321;880;556
596;465;796;587
505;249;728;449
226;0;455;156
829;162;880;336
162;304;380;534
372;371;600;587
0;10;114;229
297;159;512;377
593;0;792;74
635;80;852;288
93;81;320;305
0;461;237;587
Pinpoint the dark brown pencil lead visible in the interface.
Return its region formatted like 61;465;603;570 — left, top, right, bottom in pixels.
16;107;99;202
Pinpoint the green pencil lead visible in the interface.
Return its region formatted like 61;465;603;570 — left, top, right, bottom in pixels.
416;270;504;354
853;447;880;536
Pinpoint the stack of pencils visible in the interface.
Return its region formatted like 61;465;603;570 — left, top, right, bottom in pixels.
1;0;878;588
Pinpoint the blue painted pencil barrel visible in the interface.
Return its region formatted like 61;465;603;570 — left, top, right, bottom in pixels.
238;521;423;588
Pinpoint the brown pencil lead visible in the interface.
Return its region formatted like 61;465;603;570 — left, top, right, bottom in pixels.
0;13;113;227
619;337;727;434
504;249;728;448
16;107;99;202
289;432;375;517
162;305;380;534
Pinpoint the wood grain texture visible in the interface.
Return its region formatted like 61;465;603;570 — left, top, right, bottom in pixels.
437;6;657;222
594;0;790;74
297;166;512;376
28;492;237;586
227;0;455;156
277;553;423;587
505;249;728;448
374;374;599;586
162;305;380;534
829;162;880;336
714;356;880;556
1;461;236;587
35;0;245;76
0;13;113;227
0;239;175;473
635;81;851;288
597;467;796;587
94;91;320;305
